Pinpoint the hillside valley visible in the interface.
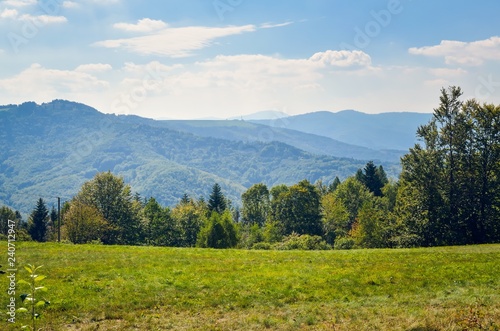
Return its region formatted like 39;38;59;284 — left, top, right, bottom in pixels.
0;100;407;215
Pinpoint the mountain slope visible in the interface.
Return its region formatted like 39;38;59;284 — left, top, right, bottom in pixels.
148;120;404;163
1;100;387;215
251;110;433;151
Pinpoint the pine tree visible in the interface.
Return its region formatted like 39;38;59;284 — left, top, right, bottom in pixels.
208;183;227;214
28;198;49;242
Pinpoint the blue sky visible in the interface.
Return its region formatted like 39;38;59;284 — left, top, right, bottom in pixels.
0;0;499;119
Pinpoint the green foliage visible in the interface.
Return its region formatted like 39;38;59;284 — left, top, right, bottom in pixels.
75;172;141;245
28;199;48;242
208;183;227;214
350;198;395;248
0;206;29;240
333;237;355;250
396;87;500;246
197;211;239;248
1;100;378;217
142;197;178;246
17;264;50;331
262;220;283;243
238;223;264;249
321;193;350;244
330;177;373;235
171;200;206;247
356;161;388;197
272;233;330;250
241;183;270;226
270;180;322;236
63;200;108;244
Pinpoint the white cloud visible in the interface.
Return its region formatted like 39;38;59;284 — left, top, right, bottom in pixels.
260;21;293;29
62;1;80;9
428;67;467;77
114;18;168;32
94;24;257;57
75;63;113;73
0;8;66;24
409;36;500;66
0;8;19;19
2;0;36;7
310;50;372;67
20;13;67;24
0;63;109;98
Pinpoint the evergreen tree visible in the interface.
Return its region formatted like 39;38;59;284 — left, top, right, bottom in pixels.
328;176;341;193
357;161;385;197
28;198;49;242
395;86;500;246
180;193;191;205
208;183;227;214
197;211;238;248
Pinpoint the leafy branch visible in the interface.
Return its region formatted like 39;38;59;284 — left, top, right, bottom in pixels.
17;264;50;331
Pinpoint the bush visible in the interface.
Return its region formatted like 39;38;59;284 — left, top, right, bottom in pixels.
272;233;331;250
334;237;355;250
251;242;272;250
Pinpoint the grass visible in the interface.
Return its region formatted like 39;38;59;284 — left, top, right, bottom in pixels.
1;243;499;330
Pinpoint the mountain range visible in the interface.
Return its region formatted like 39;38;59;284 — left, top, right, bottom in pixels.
0;100;432;215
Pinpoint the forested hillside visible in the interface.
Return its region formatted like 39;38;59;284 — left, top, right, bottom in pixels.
0;100;383;215
1;86;499;249
151;120;404;162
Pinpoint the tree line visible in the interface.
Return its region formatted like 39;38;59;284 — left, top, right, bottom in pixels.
1;86;499;249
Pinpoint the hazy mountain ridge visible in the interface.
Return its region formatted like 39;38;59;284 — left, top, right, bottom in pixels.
150;120;405;163
251;110;433;151
1;100;389;215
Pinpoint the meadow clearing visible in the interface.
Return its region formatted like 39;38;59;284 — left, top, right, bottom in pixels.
2;242;499;330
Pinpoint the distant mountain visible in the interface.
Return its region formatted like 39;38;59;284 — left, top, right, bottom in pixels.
229;110;289;120
0;100;389;215
251;110;433;151
153;120;404;163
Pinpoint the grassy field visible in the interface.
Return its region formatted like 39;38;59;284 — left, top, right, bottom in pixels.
1;243;499;330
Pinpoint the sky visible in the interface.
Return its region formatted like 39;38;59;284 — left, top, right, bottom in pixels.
0;0;499;119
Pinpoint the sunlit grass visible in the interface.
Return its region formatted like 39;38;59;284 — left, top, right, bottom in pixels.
2;243;499;330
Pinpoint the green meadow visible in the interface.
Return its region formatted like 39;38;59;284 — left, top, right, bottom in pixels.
2;243;499;330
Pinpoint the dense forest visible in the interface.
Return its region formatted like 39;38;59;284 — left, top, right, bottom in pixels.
1;86;499;249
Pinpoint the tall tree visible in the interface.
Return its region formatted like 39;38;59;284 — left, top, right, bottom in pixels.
332;177;373;233
63;201;108;244
208;183;227;214
395;86;500;246
357;161;385;197
142;197;178;246
470;102;500;243
28;198;49;242
270;180;322;236
241;183;270;226
171;199;206;247
433;86;466;244
396;121;446;247
0;206;18;236
197;211;238;248
75;171;140;245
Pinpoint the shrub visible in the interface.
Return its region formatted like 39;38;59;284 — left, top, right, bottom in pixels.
273;233;331;250
251;242;272;250
334;237;355;250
